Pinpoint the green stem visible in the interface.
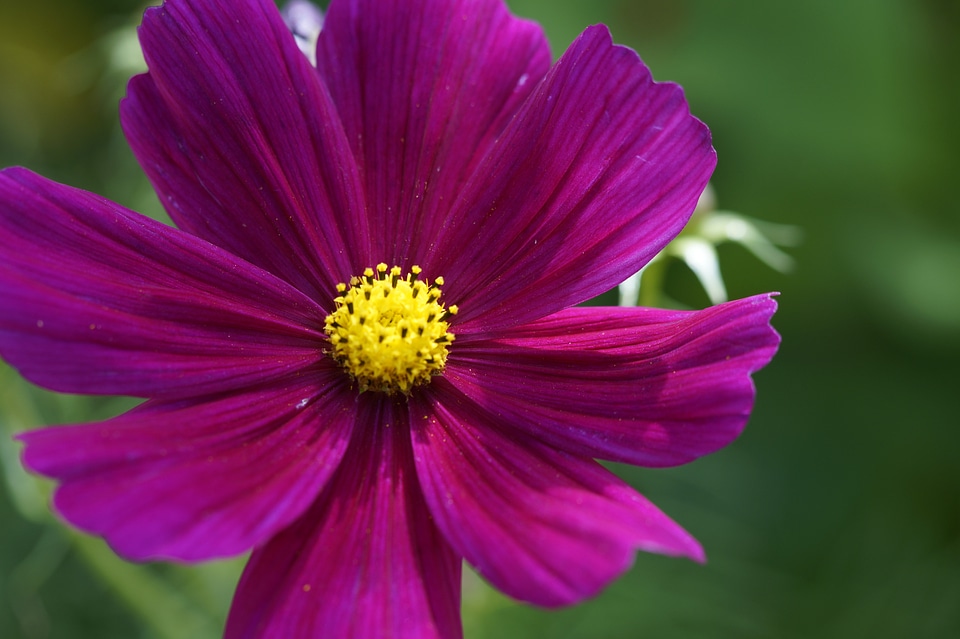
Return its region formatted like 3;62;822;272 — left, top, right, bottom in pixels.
638;258;667;307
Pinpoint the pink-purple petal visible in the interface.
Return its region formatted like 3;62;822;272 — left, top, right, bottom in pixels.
17;371;354;562
446;294;780;467
315;0;551;266
0;168;326;399
432;25;715;331
123;0;370;300
226;396;462;639
410;385;703;608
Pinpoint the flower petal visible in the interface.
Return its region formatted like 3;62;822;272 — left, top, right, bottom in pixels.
226;396;462;639
433;25;716;331
315;0;551;264
0;168;325;398
410;384;702;608
446;294;780;467
17;371;354;561
123;0;370;300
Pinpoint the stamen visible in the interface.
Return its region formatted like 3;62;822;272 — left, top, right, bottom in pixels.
323;265;457;395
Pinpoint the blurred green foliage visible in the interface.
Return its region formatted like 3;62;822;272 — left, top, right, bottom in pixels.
1;0;959;637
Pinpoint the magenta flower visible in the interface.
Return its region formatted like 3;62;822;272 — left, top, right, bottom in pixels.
0;0;779;636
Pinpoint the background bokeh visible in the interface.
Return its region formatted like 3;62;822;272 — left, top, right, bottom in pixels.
2;0;958;637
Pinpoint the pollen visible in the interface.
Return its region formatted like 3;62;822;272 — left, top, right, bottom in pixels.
323;264;458;395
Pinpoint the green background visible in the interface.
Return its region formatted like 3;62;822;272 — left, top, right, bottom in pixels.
1;0;958;637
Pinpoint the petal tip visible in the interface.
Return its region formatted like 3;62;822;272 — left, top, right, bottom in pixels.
13;429;48;476
685;539;707;564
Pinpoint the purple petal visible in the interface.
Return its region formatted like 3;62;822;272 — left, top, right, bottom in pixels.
410;385;703;608
0;168;325;398
446;295;780;467
315;0;551;265
226;396;462;639
123;0;369;300
17;371;354;562
432;25;716;331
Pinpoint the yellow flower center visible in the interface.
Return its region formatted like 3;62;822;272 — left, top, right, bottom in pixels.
323;264;457;394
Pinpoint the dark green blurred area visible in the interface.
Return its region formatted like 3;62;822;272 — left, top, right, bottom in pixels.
1;0;958;637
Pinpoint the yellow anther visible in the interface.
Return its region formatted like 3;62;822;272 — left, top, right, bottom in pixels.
324;265;456;394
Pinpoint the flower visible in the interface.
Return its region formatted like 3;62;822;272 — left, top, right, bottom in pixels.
619;183;802;307
0;0;780;636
